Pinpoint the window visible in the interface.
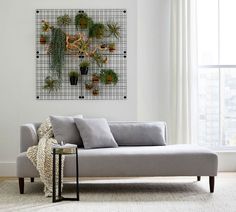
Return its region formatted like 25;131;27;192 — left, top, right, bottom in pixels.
197;0;236;148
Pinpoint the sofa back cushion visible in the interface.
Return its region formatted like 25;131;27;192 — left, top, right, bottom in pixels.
109;122;167;146
50;115;83;146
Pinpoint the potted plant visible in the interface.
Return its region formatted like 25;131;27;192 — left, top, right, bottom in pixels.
85;80;93;90
107;22;120;39
43;76;60;93
100;69;118;85
89;23;106;39
92;73;100;83
57;14;71;26
75;13;93;30
40;34;48;44
79;60;90;75
68;71;79;85
92;87;99;96
108;43;116;52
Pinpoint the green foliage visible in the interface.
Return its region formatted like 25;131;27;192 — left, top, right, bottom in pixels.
100;69;118;85
75;13;93;30
50;27;66;78
43;76;60;93
57;14;71;26
80;60;90;68
91;52;106;67
68;71;79;78
107;22;120;39
89;23;106;39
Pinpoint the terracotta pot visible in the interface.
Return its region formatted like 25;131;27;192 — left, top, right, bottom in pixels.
92;89;99;96
40;36;46;44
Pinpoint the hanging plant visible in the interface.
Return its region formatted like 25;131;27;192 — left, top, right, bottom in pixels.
79;60;90;75
85;80;93;90
75;13;93;30
107;22;120;39
57;14;71;26
89;23;106;39
92;87;99;96
100;69;118;85
92;73;100;83
43;76;60;93
50;27;66;78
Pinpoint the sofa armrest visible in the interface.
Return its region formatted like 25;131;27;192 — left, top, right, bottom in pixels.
20;124;38;152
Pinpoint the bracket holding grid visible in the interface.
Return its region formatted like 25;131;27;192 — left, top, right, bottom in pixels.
36;9;127;100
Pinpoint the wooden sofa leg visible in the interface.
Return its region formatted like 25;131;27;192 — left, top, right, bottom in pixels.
19;178;24;194
197;176;201;181
209;176;215;193
30;178;34;183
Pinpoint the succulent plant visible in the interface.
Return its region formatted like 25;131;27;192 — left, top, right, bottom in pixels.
100;69;118;85
75;12;93;30
89;23;106;39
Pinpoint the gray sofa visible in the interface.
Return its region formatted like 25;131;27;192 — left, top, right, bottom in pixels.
16;121;218;194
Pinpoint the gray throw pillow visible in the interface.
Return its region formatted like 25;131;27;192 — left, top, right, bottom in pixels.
109;122;166;146
74;118;118;149
50;115;83;146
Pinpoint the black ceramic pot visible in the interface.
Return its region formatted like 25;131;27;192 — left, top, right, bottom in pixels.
80;67;88;75
70;76;78;85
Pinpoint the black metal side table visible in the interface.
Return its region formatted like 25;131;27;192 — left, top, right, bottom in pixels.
52;144;79;203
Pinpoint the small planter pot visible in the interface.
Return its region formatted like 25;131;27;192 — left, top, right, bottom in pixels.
109;47;116;53
80;67;88;75
40;36;46;44
105;75;113;84
85;81;93;90
92;74;100;83
92;88;99;96
70;77;78;85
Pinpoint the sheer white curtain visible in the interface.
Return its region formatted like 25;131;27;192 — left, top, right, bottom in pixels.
168;0;198;144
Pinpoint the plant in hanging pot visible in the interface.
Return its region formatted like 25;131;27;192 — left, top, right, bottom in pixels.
92;73;100;83
92;87;99;96
75;13;93;30
100;69;118;85
40;34;48;44
68;71;79;85
43;76;60;93
108;43;116;52
89;23;106;39
85;80;93;90
79;60;90;75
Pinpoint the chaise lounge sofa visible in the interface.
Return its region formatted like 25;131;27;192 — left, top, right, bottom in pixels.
16;121;218;194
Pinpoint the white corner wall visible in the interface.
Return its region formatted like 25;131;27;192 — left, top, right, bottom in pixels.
0;0;137;176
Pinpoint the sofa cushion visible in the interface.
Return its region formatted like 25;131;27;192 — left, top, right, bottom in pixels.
64;145;218;177
109;122;166;146
50;115;83;146
74;118;118;149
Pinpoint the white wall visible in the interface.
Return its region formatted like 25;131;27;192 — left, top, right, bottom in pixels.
137;0;170;122
0;0;137;176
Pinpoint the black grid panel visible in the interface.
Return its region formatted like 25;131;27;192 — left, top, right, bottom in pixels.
36;9;127;100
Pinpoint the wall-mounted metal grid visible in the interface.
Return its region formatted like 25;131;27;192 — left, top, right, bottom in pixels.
36;9;127;100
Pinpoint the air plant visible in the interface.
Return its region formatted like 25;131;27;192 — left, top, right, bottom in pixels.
107;22;120;39
41;20;51;32
57;14;71;26
43;76;60;93
91;51;108;67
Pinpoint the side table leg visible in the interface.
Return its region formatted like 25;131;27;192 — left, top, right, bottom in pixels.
76;148;79;201
58;154;62;198
52;149;56;203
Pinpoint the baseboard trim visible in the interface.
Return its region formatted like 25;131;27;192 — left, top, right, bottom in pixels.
0;162;16;177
